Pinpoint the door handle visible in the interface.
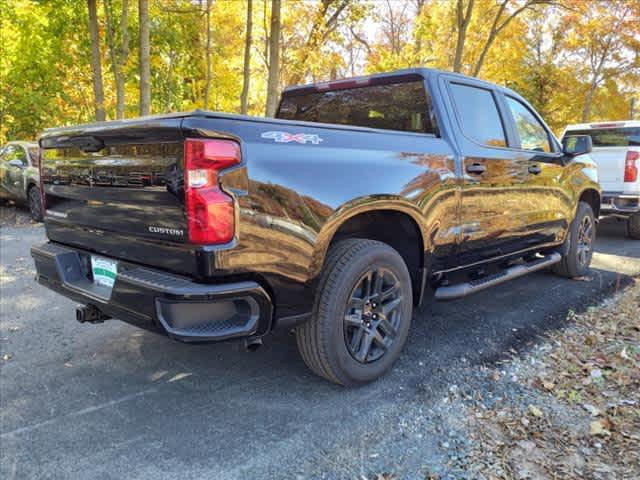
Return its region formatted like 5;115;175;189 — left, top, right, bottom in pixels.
528;165;542;175
466;163;486;175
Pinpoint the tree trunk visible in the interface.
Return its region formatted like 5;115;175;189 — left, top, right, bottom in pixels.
414;0;425;64
104;0;129;119
265;0;281;117
118;0;129;116
88;0;106;121
203;0;213;110
240;0;253;114
138;0;151;116
453;0;474;73
287;0;349;87
581;83;598;122
472;0;533;77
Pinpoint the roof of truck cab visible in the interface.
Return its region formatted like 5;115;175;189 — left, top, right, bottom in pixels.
5;140;38;148
565;120;640;130
281;67;524;99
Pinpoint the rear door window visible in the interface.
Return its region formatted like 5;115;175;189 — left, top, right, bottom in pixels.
277;80;436;134
449;83;507;148
565;127;640;147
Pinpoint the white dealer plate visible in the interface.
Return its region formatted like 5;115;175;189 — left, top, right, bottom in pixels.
91;256;118;290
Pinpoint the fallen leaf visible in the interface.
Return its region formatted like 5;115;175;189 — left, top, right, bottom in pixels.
528;405;543;418
582;404;601;417
590;420;610;436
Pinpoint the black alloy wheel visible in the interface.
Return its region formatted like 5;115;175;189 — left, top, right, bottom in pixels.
296;239;413;386
344;267;403;364
576;214;594;268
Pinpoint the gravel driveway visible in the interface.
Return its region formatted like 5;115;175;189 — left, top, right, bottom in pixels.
1;206;639;479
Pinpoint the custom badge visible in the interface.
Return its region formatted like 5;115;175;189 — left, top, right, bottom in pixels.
261;131;323;145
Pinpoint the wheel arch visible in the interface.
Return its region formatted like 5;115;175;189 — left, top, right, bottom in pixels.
310;198;427;305
578;188;601;219
26;179;39;193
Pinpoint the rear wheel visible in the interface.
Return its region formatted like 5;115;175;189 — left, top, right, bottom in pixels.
553;201;595;278
28;185;43;222
296;239;413;386
628;213;640;240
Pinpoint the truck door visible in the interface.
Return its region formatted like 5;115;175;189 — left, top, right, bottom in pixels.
500;94;571;246
441;77;540;265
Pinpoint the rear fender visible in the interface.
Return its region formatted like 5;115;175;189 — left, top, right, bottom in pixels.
308;196;428;280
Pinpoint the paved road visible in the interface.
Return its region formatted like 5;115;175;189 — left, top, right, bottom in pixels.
1;213;639;479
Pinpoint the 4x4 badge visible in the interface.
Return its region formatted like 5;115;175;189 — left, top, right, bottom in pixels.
261;131;323;145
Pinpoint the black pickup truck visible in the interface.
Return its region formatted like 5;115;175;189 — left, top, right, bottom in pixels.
32;68;600;385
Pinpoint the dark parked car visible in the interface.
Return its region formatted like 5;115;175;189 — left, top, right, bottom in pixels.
31;68;600;385
0;141;43;220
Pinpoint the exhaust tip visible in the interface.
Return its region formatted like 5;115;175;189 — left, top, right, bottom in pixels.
244;338;263;352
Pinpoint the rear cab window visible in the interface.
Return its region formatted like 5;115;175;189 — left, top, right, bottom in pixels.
565;127;640;147
277;77;437;135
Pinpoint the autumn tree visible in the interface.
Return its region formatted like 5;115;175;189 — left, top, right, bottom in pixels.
240;0;253;114
203;0;213;110
562;0;640;122
2;0;639;145
453;0;474;72
104;0;130;119
88;0;106;121
138;0;150;115
265;0;281;117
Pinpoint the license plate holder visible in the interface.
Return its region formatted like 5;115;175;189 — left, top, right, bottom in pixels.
90;256;118;292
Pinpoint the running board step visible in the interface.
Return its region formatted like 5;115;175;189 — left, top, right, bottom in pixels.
434;252;562;300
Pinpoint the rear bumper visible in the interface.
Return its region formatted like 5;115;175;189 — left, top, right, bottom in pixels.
601;192;640;216
31;242;273;342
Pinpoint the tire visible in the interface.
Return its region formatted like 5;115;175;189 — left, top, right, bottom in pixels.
296;239;413;386
553;201;596;278
627;213;640;240
28;185;43;222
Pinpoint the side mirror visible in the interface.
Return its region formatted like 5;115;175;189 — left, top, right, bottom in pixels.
562;135;592;157
8;159;25;168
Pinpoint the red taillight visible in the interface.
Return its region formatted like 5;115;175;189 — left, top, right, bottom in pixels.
624;150;639;183
184;139;240;244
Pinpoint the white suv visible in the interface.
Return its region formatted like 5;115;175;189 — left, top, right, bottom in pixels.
563;121;640;239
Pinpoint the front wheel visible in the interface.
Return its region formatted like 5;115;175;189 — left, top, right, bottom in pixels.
28;186;43;222
296;239;413;386
553;201;596;278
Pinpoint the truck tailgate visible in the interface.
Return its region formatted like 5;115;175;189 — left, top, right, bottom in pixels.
39;115;213;277
590;147;627;191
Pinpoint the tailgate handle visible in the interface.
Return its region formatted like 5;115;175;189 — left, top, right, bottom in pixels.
528;165;542;175
466;163;486;175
